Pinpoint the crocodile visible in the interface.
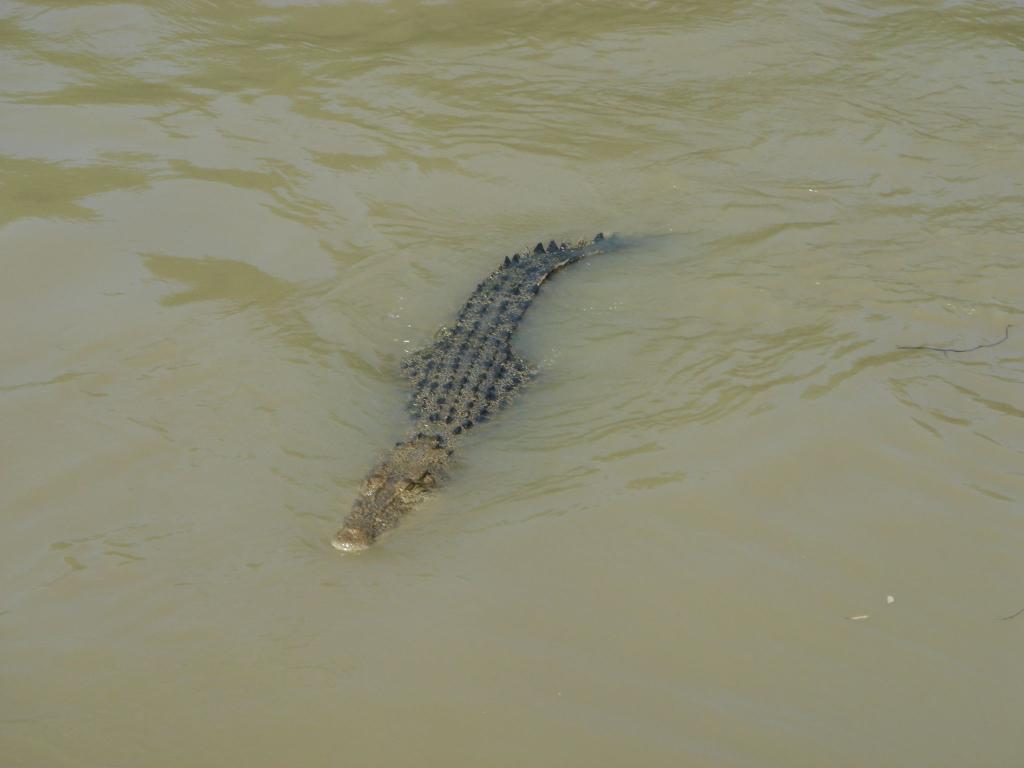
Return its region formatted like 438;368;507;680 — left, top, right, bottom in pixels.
332;233;614;551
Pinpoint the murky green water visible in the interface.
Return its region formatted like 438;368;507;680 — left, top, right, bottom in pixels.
3;1;1023;765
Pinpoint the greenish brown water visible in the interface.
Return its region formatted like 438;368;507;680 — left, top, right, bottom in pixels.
2;1;1023;766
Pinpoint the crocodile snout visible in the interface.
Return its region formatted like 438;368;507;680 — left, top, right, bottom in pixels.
332;525;373;552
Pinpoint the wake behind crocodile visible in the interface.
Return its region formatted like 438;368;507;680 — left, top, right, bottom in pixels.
333;233;615;551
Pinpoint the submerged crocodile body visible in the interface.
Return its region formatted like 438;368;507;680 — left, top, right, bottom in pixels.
333;233;613;551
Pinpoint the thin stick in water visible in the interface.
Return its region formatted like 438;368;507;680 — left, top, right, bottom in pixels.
898;325;1012;355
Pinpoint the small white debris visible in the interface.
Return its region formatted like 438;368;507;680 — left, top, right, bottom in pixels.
886;595;895;605
847;614;870;621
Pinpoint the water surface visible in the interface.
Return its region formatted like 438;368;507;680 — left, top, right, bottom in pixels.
2;1;1023;766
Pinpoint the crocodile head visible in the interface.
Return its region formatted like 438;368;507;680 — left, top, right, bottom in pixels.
332;435;447;552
